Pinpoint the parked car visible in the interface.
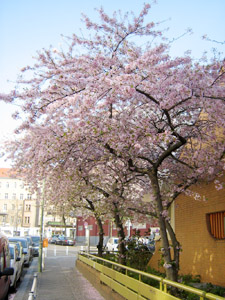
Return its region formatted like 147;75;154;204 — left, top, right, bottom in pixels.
9;241;24;273
55;236;75;246
126;236;156;253
9;243;21;290
0;234;14;300
23;236;34;260
14;241;25;272
105;237;119;251
145;239;155;253
30;236;40;256
48;235;60;244
9;237;31;267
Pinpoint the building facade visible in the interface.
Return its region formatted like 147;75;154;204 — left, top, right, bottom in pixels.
0;168;159;244
0;168;40;236
174;175;225;287
76;215;159;245
0;168;76;238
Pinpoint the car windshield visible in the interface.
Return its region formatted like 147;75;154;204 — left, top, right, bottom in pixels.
10;238;27;248
31;236;40;245
113;239;119;244
31;236;40;242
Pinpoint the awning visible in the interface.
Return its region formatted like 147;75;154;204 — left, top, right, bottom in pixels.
46;221;73;227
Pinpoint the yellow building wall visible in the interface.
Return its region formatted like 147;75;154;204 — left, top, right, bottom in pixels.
175;177;225;286
149;176;225;287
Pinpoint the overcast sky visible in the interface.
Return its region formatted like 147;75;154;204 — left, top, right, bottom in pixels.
0;0;224;167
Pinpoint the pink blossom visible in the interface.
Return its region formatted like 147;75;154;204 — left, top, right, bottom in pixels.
163;263;172;269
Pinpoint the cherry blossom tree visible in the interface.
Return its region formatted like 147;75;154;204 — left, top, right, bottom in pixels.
1;3;225;281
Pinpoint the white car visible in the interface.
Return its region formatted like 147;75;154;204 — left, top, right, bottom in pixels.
105;237;119;252
10;241;25;273
9;237;31;267
9;243;21;290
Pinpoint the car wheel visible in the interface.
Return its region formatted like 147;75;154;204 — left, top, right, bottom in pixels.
13;277;17;290
25;261;30;267
10;278;17;292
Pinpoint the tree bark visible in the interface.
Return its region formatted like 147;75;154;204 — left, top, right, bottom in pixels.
149;171;178;281
85;198;105;257
113;201;126;265
95;215;104;257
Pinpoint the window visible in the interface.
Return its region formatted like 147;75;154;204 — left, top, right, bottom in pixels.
14;182;17;188
207;211;225;239
27;194;32;200
20;194;24;200
6;182;9;188
5;193;8;199
12;193;16;200
25;204;31;211
3;204;7;211
25;216;30;224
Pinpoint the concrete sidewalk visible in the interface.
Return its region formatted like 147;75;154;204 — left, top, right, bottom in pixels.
35;255;106;300
13;244;117;300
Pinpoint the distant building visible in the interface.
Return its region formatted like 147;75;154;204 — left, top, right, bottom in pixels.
0;168;159;243
0;168;40;236
76;215;159;245
0;168;76;238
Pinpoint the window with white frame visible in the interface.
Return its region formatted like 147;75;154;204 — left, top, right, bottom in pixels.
25;204;31;211
25;216;30;224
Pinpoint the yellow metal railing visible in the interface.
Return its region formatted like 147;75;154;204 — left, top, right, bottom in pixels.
78;252;224;300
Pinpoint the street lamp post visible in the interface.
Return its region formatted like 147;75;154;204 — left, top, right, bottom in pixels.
84;222;90;253
38;180;45;273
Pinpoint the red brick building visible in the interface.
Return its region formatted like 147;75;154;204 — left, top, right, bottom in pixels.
76;215;159;245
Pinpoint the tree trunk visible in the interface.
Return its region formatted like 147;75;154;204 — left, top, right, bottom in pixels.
95;215;104;257
85;198;105;257
165;219;181;280
149;171;179;282
113;202;126;265
62;213;67;236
